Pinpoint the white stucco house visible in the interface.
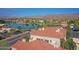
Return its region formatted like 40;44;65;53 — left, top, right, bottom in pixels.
73;38;79;50
30;27;66;48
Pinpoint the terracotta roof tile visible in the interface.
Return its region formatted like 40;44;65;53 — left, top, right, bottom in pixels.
11;40;64;50
31;27;66;38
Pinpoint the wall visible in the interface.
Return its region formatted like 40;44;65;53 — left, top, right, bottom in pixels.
30;35;61;48
73;38;79;50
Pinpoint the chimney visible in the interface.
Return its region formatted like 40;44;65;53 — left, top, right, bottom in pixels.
38;27;45;31
42;27;45;30
22;39;26;42
56;28;60;33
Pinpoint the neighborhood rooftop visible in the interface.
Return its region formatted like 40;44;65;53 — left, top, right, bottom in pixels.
11;40;64;50
31;27;67;39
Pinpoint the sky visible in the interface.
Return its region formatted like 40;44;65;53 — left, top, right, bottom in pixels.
0;8;79;17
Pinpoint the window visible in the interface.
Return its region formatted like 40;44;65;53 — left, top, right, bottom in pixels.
40;39;43;41
37;38;43;41
37;38;40;40
45;40;49;43
50;40;52;43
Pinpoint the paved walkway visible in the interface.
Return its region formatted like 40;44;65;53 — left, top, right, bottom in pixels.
4;31;30;46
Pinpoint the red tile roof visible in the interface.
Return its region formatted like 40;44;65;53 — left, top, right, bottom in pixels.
31;27;66;38
11;40;64;50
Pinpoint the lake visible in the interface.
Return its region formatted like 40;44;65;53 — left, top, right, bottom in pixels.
0;22;39;29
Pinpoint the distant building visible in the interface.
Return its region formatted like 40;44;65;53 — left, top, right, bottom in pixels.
69;24;79;49
70;31;79;50
73;38;79;50
11;40;64;50
0;24;6;28
0;24;15;33
60;21;68;28
30;27;67;48
70;24;79;31
0;27;12;33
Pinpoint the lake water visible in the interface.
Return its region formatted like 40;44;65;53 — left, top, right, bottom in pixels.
0;22;39;29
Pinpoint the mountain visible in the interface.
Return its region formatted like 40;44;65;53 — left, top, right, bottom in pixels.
0;14;79;21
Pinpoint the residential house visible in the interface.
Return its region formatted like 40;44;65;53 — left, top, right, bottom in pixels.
70;31;79;50
69;24;79;49
0;24;6;28
30;27;66;48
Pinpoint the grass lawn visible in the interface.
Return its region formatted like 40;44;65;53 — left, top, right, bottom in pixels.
0;40;9;47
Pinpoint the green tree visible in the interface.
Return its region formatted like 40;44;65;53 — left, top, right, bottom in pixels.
0;37;2;40
24;34;30;42
64;38;76;50
60;38;65;48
